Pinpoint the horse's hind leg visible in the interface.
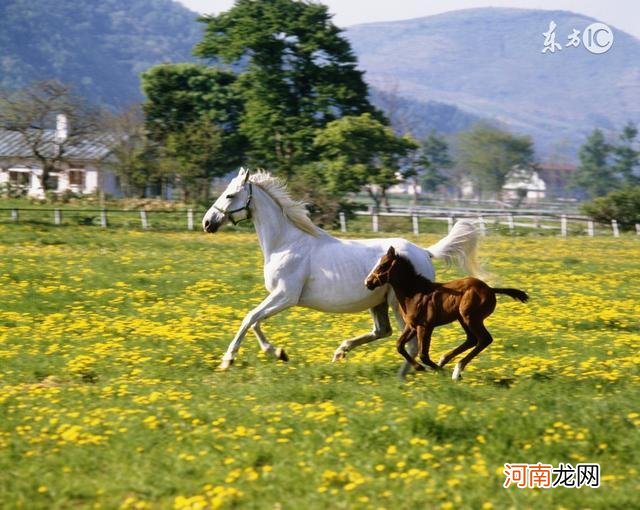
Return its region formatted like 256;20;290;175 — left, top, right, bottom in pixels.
438;321;477;368
451;320;493;380
332;301;392;362
251;321;288;362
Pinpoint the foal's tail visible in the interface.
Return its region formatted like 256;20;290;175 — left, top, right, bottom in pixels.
493;288;529;303
425;219;481;276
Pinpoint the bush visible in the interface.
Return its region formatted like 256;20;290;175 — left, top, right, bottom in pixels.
581;186;640;229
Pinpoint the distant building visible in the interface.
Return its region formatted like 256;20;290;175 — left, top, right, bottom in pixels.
0;115;120;198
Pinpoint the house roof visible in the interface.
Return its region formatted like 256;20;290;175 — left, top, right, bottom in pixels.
0;129;112;161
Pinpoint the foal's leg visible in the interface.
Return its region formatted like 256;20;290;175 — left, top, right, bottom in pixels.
390;297;418;379
437;321;477;368
332;301;392;362
417;325;440;370
451;320;493;381
397;325;424;371
251;321;288;362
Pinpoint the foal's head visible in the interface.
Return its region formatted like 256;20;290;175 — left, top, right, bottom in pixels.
365;246;399;290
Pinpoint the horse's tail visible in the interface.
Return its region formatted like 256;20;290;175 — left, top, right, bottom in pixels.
493;288;529;303
425;219;481;276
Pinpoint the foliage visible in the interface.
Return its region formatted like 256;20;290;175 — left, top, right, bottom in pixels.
581;186;640;229
572;124;639;198
0;224;638;509
194;0;378;177
312;113;418;208
416;131;453;194
457;124;535;199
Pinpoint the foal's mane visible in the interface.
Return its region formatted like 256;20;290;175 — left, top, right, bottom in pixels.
249;171;321;237
395;254;436;292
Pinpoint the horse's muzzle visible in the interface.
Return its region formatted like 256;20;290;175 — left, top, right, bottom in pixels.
203;219;221;233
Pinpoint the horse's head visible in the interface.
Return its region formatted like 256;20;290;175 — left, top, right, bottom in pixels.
202;168;253;233
365;246;398;290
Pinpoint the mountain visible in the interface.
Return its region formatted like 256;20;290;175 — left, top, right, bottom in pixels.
346;8;640;159
0;0;202;108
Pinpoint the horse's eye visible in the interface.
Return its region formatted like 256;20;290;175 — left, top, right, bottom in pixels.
226;194;236;199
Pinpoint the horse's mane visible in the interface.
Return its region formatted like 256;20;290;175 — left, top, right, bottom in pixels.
249;171;321;237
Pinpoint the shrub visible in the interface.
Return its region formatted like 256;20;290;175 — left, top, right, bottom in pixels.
581;186;640;229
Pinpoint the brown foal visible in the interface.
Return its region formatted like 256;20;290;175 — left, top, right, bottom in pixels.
365;247;529;380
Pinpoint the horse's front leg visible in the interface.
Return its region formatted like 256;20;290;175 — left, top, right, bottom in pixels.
220;288;298;369
332;301;392;362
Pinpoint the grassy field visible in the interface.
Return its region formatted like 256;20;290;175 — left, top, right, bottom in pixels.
0;223;638;509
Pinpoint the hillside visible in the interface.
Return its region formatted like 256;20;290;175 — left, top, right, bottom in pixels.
347;8;640;159
0;0;202;108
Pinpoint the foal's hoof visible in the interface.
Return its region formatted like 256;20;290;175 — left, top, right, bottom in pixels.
452;364;463;381
414;364;426;372
276;347;289;362
219;358;234;370
437;356;447;368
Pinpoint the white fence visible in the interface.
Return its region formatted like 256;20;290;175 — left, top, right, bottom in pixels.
339;206;638;238
2;206;638;237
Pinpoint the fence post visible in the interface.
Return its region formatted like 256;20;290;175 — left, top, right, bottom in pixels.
412;214;419;235
54;208;61;225
372;213;379;233
187;208;194;231
339;212;347;233
587;220;594;237
507;213;514;232
11;208;18;222
140;210;149;229
611;219;619;237
478;215;486;236
447;216;454;232
560;215;567;237
100;209;108;228
636;224;640;236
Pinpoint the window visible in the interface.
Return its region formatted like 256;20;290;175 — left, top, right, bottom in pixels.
9;171;30;187
68;169;85;187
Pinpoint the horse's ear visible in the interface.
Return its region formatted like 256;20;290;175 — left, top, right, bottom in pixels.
387;246;396;257
241;167;251;184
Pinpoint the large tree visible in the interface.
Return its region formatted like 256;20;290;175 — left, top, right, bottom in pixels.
457;124;535;199
194;0;377;177
612;122;639;186
417;131;453;196
0;80;103;192
311;113;418;209
572;128;614;198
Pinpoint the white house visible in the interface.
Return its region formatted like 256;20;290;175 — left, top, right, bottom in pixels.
0;115;120;198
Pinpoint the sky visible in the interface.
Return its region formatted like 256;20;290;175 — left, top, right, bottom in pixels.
177;0;640;39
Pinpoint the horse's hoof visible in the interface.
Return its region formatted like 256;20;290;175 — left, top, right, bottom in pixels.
414;364;426;372
219;358;234;370
276;347;289;362
437;356;447;368
452;364;463;380
332;351;346;362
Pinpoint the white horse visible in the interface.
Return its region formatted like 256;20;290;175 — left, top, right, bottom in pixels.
202;168;480;376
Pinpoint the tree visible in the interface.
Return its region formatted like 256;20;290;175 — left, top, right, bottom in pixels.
194;0;378;177
417;131;453;196
102;105;164;198
457;124;535;199
312;113;418;209
0;80;104;192
571;128;614;198
612;122;639;186
141;63;246;199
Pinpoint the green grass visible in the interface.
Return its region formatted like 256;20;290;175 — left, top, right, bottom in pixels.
0;224;638;509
